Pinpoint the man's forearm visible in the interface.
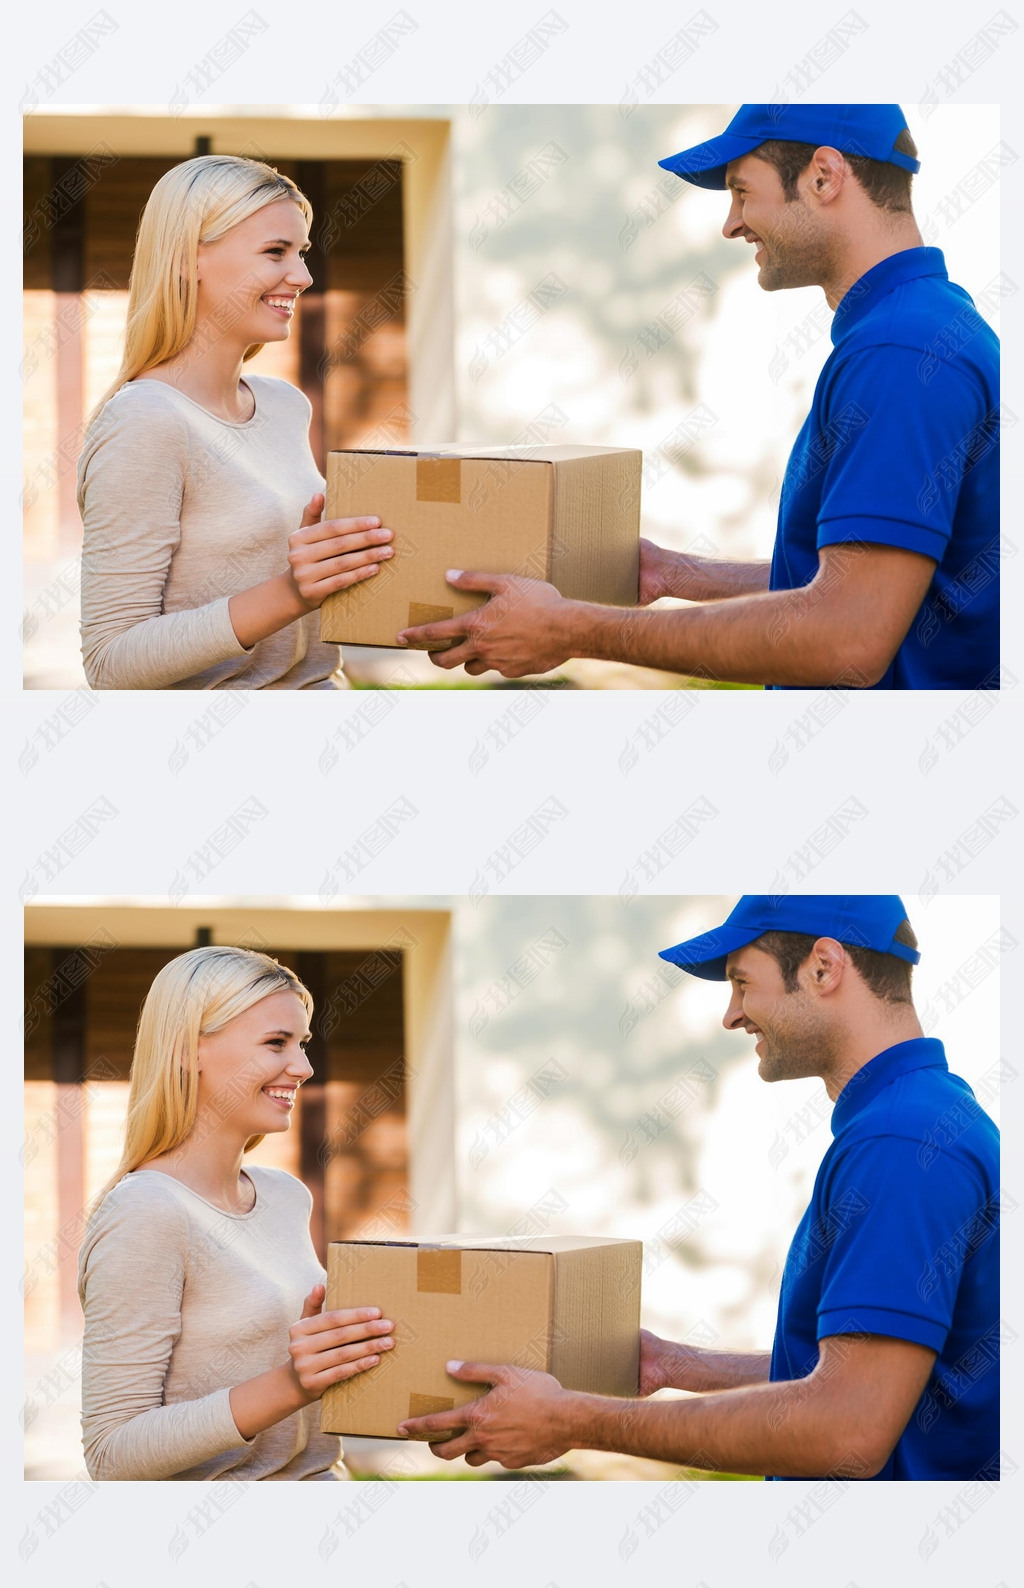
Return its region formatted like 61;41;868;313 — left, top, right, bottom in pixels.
558;1379;873;1479
661;553;772;602
558;585;874;687
668;1344;772;1393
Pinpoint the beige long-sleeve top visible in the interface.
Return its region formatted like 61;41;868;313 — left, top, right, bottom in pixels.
77;1166;349;1481
77;375;347;690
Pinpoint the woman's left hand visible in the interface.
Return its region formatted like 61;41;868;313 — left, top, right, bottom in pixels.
287;493;394;609
287;1284;395;1401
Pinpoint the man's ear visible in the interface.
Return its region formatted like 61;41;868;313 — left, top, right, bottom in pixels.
806;146;846;204
809;936;846;991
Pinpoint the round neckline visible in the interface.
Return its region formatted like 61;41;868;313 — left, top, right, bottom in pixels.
130;375;259;429
130;1166;260;1218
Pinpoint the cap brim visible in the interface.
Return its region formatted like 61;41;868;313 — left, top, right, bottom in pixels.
658;924;766;980
658;133;764;190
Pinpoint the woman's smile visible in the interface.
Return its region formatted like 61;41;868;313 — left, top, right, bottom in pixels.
261;293;297;319
262;1084;297;1110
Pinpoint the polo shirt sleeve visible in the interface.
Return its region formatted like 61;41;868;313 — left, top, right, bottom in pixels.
814;1136;994;1353
814;345;995;565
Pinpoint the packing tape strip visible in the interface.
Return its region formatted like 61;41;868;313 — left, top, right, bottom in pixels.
408;1392;455;1418
408;602;454;626
404;602;456;651
416;456;462;503
416;1246;462;1293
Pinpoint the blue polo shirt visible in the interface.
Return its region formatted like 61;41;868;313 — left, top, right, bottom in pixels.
769;248;1000;689
769;1038;999;1480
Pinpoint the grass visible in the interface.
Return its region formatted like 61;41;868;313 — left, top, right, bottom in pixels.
349;676;758;691
352;1469;499;1480
349;1465;761;1481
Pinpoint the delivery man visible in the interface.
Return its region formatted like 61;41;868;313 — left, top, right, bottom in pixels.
397;106;1000;689
399;896;1000;1479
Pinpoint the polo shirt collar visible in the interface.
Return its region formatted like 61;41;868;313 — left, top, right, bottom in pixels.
831;247;948;346
830;1036;948;1135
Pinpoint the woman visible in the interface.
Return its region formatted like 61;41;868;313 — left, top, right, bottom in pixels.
77;946;395;1480
77;155;392;689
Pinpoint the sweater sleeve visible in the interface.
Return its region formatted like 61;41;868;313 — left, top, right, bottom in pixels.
77;389;253;689
78;1180;254;1481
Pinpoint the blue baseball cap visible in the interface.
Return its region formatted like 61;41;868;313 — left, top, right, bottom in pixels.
659;895;920;981
658;104;920;191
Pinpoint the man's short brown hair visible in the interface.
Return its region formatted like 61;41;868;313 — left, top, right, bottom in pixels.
752;918;919;1003
752;126;918;213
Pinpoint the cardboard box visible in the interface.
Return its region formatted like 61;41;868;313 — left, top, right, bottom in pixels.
319;444;642;650
320;1234;642;1438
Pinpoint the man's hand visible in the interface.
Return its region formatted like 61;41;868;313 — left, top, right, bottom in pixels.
396;1361;574;1468
637;1329;681;1395
637;539;683;605
395;571;574;678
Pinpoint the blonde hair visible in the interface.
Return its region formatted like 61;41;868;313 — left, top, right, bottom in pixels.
89;154;313;424
96;946;313;1206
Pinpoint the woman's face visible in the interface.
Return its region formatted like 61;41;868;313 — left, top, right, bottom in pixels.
194;196;313;348
195;987;314;1138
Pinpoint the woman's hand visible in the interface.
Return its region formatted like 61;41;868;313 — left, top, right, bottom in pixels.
287;1284;395;1402
287;493;394;609
229;1286;394;1439
227;497;392;647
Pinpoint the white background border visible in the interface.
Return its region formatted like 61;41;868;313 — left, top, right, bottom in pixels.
9;2;1021;1583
